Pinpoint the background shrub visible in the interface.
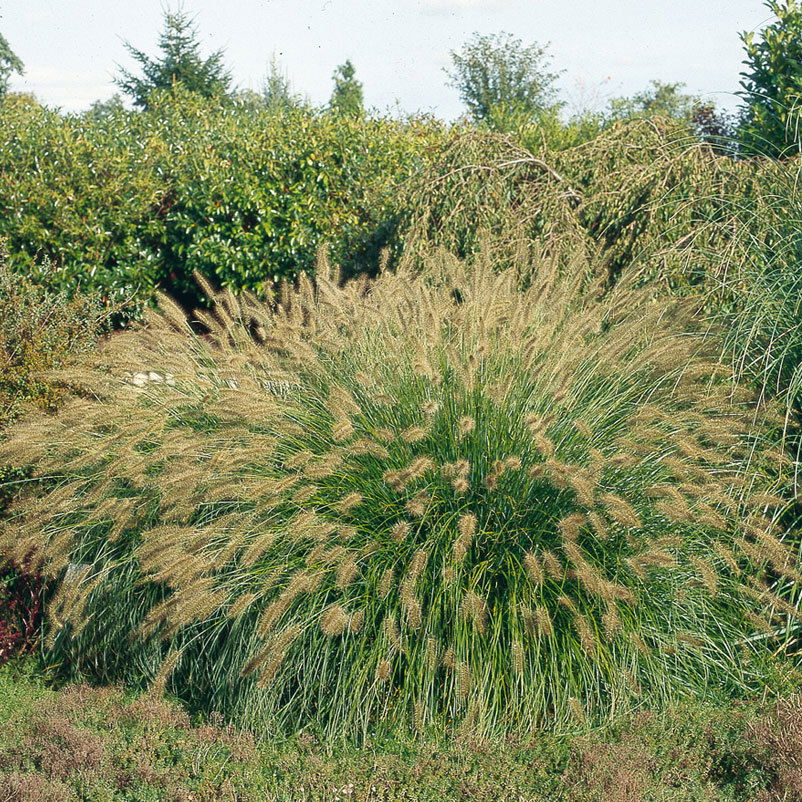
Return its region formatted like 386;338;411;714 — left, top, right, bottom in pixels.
392;118;761;292
0;89;441;311
0;561;42;666
392;120;802;443
0;247;104;431
0;241;796;738
3;87;800;389
0;246;103;665
0;93;166;310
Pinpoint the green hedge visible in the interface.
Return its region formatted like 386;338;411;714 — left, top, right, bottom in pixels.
0;90;442;309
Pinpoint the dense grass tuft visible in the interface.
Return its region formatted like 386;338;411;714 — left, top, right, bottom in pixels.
0;241;797;737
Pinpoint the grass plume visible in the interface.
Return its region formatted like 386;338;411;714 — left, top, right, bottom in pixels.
0;240;794;738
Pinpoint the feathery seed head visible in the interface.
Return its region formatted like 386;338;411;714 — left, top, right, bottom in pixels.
599;493;642;528
458;512;477;541
558;513;587;542
573;420;593;439
461;590;488;635
525;413;553;436
524;552;544;585
587;511;609;541
511;639;525;675
335;556;360;589
327;386;361;418
567;473;596;506
292;484;319;503
373;426;395;442
401;425;428;443
321;604;350;636
541;550;564;580
534;606;554;637
452;477;470;494
338;525;358;540
457;416;476;439
335;492;364;514
390;521;411;542
405;492;430;518
533;433;555;458
332;419;356;442
422;400;440;417
383;614;402;652
378;567;394;598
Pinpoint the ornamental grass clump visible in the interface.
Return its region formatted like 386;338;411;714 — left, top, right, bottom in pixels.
0;242;796;737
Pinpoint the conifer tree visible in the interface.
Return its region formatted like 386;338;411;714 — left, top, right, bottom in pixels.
116;8;231;109
329;60;363;117
0;32;23;98
263;55;300;111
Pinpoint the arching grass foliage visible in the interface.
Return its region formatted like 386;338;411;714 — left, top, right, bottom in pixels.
0;243;798;738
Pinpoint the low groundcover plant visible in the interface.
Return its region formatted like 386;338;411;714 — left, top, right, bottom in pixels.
0;241;797;738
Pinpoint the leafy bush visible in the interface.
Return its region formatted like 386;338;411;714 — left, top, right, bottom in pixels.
0;93;166;309
0;240;796;738
393;120;802;431
552;118;753;288
392;127;585;273
0;248;103;665
738;0;802;159
0;89;441;310
0;248;104;431
393;119;759;292
0;87;790;335
0;562;42;666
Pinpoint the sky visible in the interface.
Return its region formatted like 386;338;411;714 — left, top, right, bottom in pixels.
2;0;776;117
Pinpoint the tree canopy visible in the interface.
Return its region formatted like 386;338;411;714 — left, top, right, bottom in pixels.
115;8;231;108
263;55;304;111
608;81;701;124
445;32;561;126
329;60;364;117
739;0;802;158
0;32;23;98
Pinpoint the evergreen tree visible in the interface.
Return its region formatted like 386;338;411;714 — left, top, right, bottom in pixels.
329;60;363;117
0;32;23;98
263;55;299;111
739;0;802;158
116;8;231;109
